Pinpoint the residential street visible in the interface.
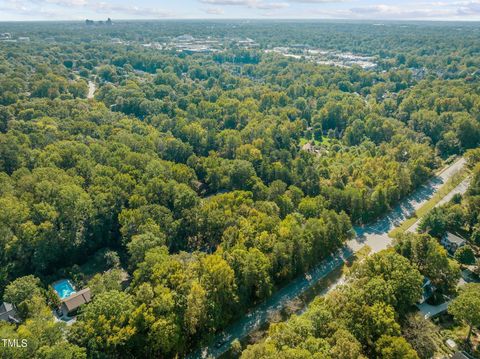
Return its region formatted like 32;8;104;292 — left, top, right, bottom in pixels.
190;157;467;359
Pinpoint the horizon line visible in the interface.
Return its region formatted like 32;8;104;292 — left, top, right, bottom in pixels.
1;18;480;23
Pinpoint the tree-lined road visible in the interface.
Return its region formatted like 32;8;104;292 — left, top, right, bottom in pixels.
190;157;467;359
407;175;470;233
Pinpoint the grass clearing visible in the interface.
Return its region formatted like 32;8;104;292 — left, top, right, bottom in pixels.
431;313;480;357
389;168;470;238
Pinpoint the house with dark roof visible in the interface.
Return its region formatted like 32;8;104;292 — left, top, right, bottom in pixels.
0;302;20;323
60;288;92;317
451;352;470;359
441;232;467;254
419;277;435;304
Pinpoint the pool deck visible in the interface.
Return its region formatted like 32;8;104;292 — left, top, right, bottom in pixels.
51;279;77;300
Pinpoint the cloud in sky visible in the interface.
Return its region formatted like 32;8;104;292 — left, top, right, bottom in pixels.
204;7;225;14
1;0;480;20
199;0;289;10
0;0;174;19
455;0;480;15
288;0;346;3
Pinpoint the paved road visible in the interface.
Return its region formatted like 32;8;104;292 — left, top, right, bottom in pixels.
188;158;466;359
436;176;470;207
407;174;470;234
87;81;96;99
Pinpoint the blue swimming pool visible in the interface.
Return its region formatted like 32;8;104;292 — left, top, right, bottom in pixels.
53;280;76;300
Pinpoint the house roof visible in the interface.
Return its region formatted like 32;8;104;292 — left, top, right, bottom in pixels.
0;302;17;322
419;277;435;304
445;232;467;246
302;142;314;151
62;288;91;312
0;302;13;314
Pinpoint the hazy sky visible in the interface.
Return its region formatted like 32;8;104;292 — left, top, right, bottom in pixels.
1;0;480;21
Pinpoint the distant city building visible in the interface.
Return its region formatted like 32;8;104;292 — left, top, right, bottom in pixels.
265;46;377;69
237;38;259;48
175;34;195;42
86;18;113;26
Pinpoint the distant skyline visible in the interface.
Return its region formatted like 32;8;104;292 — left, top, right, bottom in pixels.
1;0;480;21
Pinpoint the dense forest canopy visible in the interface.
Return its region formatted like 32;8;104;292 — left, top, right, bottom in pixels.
0;20;479;358
242;160;480;359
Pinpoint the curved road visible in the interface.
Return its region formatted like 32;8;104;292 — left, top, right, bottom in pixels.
87;80;96;99
188;157;467;359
